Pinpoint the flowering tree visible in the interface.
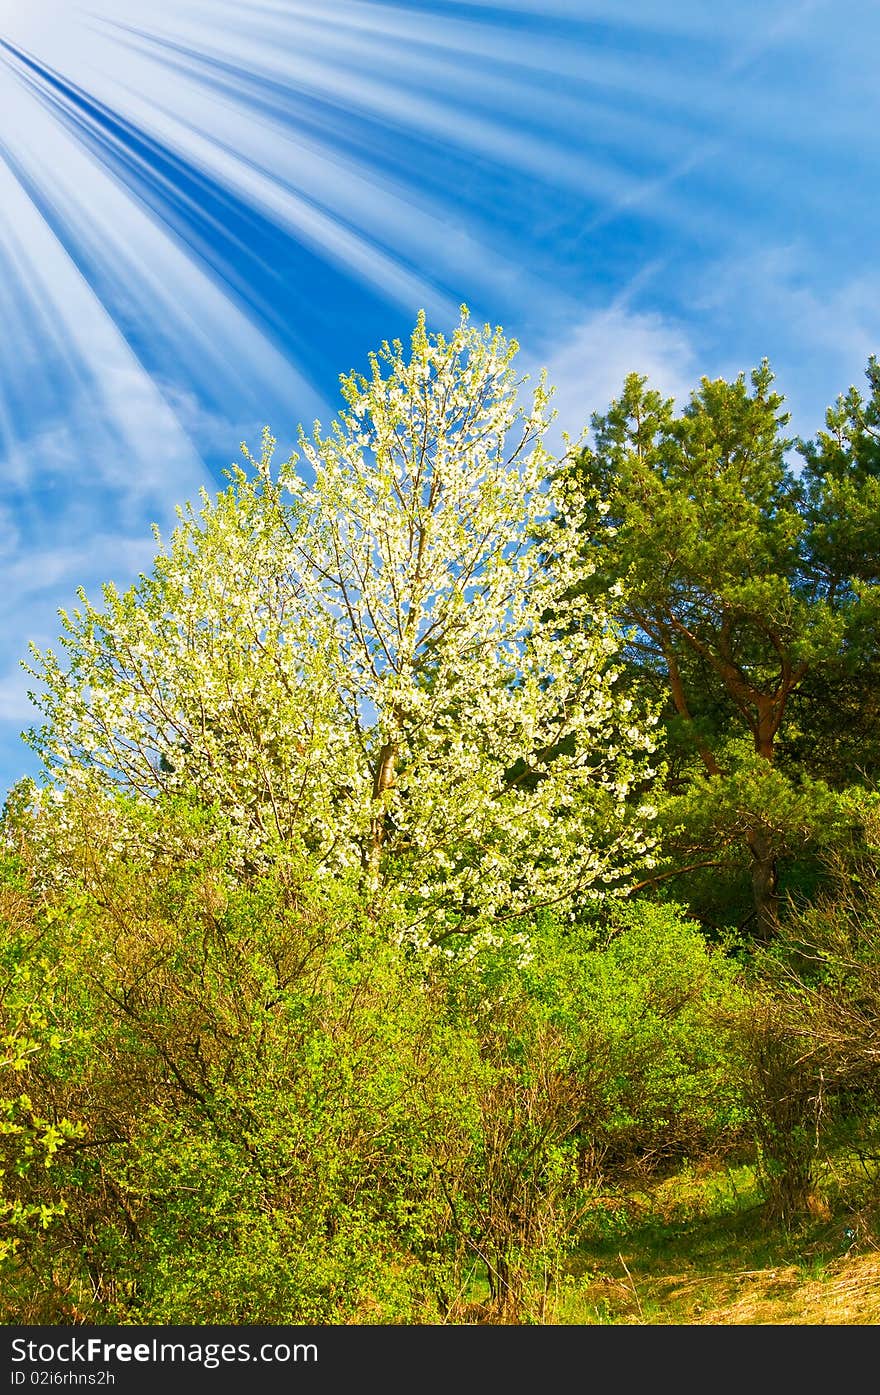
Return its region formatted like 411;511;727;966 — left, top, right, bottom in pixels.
26;310;657;944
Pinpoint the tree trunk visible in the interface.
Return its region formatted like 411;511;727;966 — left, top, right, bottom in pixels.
367;740;398;890
749;709;780;938
747;825;779;941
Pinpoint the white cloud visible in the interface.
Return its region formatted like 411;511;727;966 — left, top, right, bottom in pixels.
534;250;880;460
693;246;880;438
534;302;698;449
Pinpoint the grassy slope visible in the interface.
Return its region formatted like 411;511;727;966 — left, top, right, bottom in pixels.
549;1161;880;1325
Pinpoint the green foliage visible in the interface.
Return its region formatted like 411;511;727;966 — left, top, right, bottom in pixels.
658;760;876;929
0;784;757;1324
0;910;85;1268
716;808;880;1224
527;902;747;1168
781;356;880;786
443;899;747;1187
554;357;880;935
0;792;575;1321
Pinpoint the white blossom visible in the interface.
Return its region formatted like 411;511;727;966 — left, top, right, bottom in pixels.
25;309;658;946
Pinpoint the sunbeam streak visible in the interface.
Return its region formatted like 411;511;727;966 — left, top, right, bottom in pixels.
0;0;738;505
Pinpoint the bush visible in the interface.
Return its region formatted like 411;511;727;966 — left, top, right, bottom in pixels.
525;902;747;1176
727;819;880;1225
0;789;757;1323
444;901;747;1191
0;789;599;1323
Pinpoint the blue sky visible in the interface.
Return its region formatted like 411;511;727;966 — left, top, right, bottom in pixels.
0;0;878;795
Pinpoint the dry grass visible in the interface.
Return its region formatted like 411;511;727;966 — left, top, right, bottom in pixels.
554;1156;880;1326
570;1252;880;1325
706;1254;880;1325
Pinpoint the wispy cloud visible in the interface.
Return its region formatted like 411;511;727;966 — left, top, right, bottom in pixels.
692;246;880;437
535;302;698;449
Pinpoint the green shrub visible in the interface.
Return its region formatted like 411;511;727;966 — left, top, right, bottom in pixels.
727;820;880;1225
0;790;599;1322
519;902;747;1175
0;788;758;1323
